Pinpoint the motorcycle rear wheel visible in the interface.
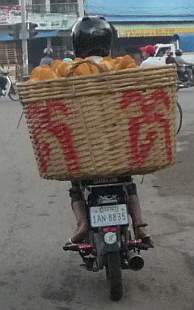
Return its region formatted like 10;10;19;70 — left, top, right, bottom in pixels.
106;252;123;301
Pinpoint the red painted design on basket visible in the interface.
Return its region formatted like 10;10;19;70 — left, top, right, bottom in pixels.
26;100;80;174
121;89;173;167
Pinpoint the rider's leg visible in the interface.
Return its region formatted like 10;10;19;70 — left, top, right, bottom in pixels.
68;182;88;244
125;180;153;247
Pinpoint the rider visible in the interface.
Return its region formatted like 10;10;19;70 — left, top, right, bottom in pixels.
166;51;176;65
175;49;194;83
175;49;193;66
140;45;160;68
140;45;156;60
63;51;75;62
40;47;54;66
65;16;154;249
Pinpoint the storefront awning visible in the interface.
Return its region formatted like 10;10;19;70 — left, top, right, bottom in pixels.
0;30;60;41
114;23;194;38
34;30;59;39
0;34;12;41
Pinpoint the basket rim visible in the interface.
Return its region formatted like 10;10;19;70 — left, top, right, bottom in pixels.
39;159;176;181
17;64;176;87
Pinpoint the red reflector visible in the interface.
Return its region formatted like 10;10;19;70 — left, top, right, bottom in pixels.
128;240;142;245
78;244;93;251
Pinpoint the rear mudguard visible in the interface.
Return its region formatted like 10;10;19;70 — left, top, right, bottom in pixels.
93;232;120;269
103;243;120;254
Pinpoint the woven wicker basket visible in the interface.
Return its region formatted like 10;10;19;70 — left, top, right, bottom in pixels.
17;65;177;180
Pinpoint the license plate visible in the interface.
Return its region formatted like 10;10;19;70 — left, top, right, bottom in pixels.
90;204;128;228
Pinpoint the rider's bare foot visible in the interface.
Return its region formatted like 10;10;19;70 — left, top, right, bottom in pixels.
134;225;154;248
141;236;154;248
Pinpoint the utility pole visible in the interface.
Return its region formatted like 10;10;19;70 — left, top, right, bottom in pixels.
45;0;50;13
21;0;29;76
77;0;85;17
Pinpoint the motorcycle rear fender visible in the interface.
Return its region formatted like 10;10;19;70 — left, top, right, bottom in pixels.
103;242;120;254
94;231;121;254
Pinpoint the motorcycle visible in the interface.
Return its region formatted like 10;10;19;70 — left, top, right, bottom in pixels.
64;176;150;301
177;64;194;88
0;72;19;101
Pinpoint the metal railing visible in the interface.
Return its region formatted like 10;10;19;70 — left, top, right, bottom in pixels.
26;2;78;15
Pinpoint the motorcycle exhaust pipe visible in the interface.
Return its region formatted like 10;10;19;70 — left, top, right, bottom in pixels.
128;252;144;271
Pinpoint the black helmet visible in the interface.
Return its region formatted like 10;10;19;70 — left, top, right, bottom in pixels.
175;49;183;56
72;16;113;58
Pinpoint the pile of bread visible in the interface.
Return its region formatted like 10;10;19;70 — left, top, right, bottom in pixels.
30;55;137;81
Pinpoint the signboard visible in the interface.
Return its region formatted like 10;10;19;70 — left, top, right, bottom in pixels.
0;5;77;30
0;5;21;24
28;13;77;30
115;24;194;37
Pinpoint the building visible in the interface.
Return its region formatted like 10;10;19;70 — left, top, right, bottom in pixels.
0;0;83;76
85;0;194;55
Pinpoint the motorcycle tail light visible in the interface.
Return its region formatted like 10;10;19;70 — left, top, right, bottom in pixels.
103;226;119;233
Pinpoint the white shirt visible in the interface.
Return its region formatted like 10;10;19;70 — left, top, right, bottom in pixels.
87;56;103;64
140;57;165;68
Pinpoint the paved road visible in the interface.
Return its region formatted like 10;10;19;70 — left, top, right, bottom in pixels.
0;90;194;310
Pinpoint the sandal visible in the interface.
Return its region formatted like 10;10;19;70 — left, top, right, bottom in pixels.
63;238;79;251
141;236;154;248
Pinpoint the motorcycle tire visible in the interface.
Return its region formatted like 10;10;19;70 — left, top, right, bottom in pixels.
176;101;183;135
8;84;19;101
106;252;123;301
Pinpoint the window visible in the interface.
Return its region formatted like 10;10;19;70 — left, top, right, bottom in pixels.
0;0;19;3
50;0;78;14
156;47;171;57
31;0;46;13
